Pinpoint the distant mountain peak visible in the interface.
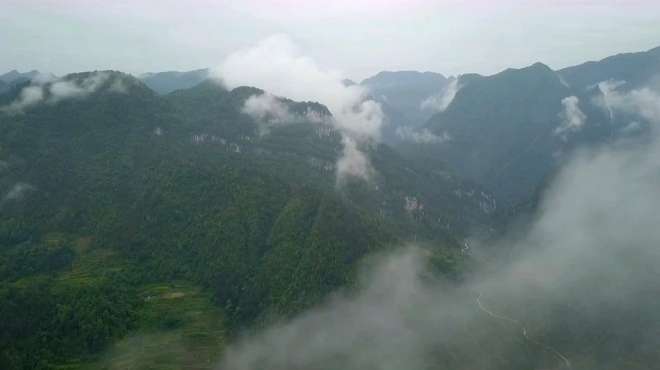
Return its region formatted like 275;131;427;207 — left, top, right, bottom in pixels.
452;63;559;92
361;70;447;86
358;70;452;139
139;68;211;94
559;45;660;90
500;62;555;76
230;85;265;98
530;61;552;70
648;45;660;56
0;69;44;84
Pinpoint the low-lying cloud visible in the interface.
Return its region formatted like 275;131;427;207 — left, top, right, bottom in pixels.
595;80;625;121
2;85;45;114
214;34;384;182
48;72;111;103
242;93;297;125
1;182;35;210
555;95;586;138
335;136;374;182
395;126;451;144
420;77;460;113
242;92;329;135
218;85;660;370
596;80;660;123
1;72;126;114
3;182;34;202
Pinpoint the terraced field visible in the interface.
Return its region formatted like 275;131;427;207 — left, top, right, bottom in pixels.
56;283;226;370
46;236;227;370
88;283;226;369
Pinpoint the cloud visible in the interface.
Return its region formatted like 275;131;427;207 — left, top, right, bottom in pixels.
623;88;660;123
420;77;460;113
48;72;111;103
214;34;384;182
596;80;660;124
620;120;643;134
395;126;451;144
218;85;660;370
30;72;57;84
241;92;331;134
2;85;45;114
595;80;625;121
554;95;586;138
335;136;374;185
242;93;297;125
220;248;438;370
109;78;129;94
1;72;122;114
242;91;337;141
2;183;35;203
48;80;88;102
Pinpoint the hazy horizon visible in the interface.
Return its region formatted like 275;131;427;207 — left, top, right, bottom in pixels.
3;0;660;80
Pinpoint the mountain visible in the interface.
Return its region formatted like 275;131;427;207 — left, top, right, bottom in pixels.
417;52;657;206
0;70;39;84
0;70;54;85
421;63;571;204
0;71;491;368
142;68;451;131
361;71;447;101
0;70;56;95
559;45;660;90
139;68;211;94
361;71;450;141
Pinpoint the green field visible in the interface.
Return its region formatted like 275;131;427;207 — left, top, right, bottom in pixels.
17;234;229;370
57;282;226;370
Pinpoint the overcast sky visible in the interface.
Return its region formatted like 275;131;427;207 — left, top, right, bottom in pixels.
2;0;660;81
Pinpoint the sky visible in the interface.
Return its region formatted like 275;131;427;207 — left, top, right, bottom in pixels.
2;0;660;81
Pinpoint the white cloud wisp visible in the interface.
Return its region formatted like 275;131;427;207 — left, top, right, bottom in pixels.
214;34;385;183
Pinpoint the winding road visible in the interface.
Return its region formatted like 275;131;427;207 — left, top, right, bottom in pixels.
476;293;572;369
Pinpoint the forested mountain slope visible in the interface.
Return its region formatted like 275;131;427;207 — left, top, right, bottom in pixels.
416;47;659;206
0;72;490;368
558;45;660;90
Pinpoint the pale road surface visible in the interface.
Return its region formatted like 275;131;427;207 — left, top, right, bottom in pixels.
476;293;572;369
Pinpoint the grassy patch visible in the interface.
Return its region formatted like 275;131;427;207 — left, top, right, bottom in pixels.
59;282;226;370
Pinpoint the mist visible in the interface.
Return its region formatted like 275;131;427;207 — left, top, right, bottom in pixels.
2;183;34;203
395;126;451;144
214;34;384;182
241;93;299;135
217;82;660;369
555;95;586;138
420;77;460;114
1;71;126;114
242;92;331;138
